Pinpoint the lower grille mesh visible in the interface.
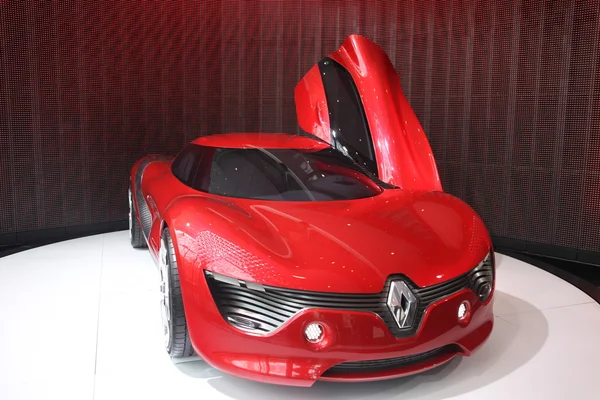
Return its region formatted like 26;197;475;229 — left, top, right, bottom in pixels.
322;345;458;375
205;256;493;338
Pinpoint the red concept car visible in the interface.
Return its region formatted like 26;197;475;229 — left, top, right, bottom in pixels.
128;35;495;387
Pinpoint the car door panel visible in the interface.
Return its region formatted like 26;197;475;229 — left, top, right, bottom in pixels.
295;34;442;192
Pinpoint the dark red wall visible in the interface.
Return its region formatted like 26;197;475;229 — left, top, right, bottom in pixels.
1;0;599;263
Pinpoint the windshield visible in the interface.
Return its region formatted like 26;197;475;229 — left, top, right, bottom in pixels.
171;144;383;201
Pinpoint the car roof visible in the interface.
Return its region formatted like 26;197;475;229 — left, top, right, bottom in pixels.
190;132;329;150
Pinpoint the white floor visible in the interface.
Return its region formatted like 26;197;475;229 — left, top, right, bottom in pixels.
0;231;599;400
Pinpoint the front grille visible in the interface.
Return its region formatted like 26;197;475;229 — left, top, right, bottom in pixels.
322;345;458;375
205;256;493;338
206;276;382;333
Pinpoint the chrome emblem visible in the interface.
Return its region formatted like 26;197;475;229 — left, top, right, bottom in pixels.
387;280;417;329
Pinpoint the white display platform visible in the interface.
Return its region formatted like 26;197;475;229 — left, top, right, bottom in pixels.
0;231;599;400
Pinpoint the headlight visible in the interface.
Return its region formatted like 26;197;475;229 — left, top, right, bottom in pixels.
470;251;494;303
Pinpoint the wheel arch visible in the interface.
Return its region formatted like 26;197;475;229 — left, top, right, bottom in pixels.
160;219;169;236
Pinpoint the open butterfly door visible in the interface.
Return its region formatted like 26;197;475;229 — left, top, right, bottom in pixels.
295;34;442;192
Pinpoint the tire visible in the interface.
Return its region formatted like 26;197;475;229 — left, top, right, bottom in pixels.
159;229;195;358
129;185;146;249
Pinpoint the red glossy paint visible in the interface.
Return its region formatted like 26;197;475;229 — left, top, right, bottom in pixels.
294;65;331;143
191;132;330;150
130;35;494;386
130;133;493;386
295;34;442;191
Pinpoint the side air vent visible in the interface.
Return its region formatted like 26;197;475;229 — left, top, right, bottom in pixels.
133;155;172;240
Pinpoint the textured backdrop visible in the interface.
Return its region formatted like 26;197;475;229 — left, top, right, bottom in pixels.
0;0;599;263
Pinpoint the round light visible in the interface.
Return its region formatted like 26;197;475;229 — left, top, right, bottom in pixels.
458;300;471;325
478;282;492;302
304;323;324;343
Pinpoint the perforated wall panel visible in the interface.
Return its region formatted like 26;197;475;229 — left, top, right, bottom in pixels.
1;0;599;263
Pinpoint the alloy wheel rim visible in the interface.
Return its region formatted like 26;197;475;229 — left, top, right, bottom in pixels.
159;242;171;349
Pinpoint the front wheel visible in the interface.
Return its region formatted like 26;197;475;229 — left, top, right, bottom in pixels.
159;229;195;358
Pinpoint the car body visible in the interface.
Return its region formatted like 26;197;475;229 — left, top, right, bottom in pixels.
129;34;495;387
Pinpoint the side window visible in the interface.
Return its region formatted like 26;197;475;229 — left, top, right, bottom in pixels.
318;57;378;176
171;144;202;186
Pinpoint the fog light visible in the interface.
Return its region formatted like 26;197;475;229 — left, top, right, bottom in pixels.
478;282;492;302
304;323;324;343
458;300;471;324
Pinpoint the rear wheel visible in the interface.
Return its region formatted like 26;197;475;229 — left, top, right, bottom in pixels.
129;185;146;249
160;229;194;358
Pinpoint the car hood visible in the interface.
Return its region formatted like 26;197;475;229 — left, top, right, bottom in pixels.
171;190;491;293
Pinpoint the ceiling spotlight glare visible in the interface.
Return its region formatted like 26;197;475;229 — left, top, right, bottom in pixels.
304;323;324;343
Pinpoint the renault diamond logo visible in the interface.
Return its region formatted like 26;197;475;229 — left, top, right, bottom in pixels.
387;280;417;329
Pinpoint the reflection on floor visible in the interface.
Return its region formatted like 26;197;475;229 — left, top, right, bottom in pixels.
0;231;599;400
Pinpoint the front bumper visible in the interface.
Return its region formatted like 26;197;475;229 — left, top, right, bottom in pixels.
182;275;494;387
